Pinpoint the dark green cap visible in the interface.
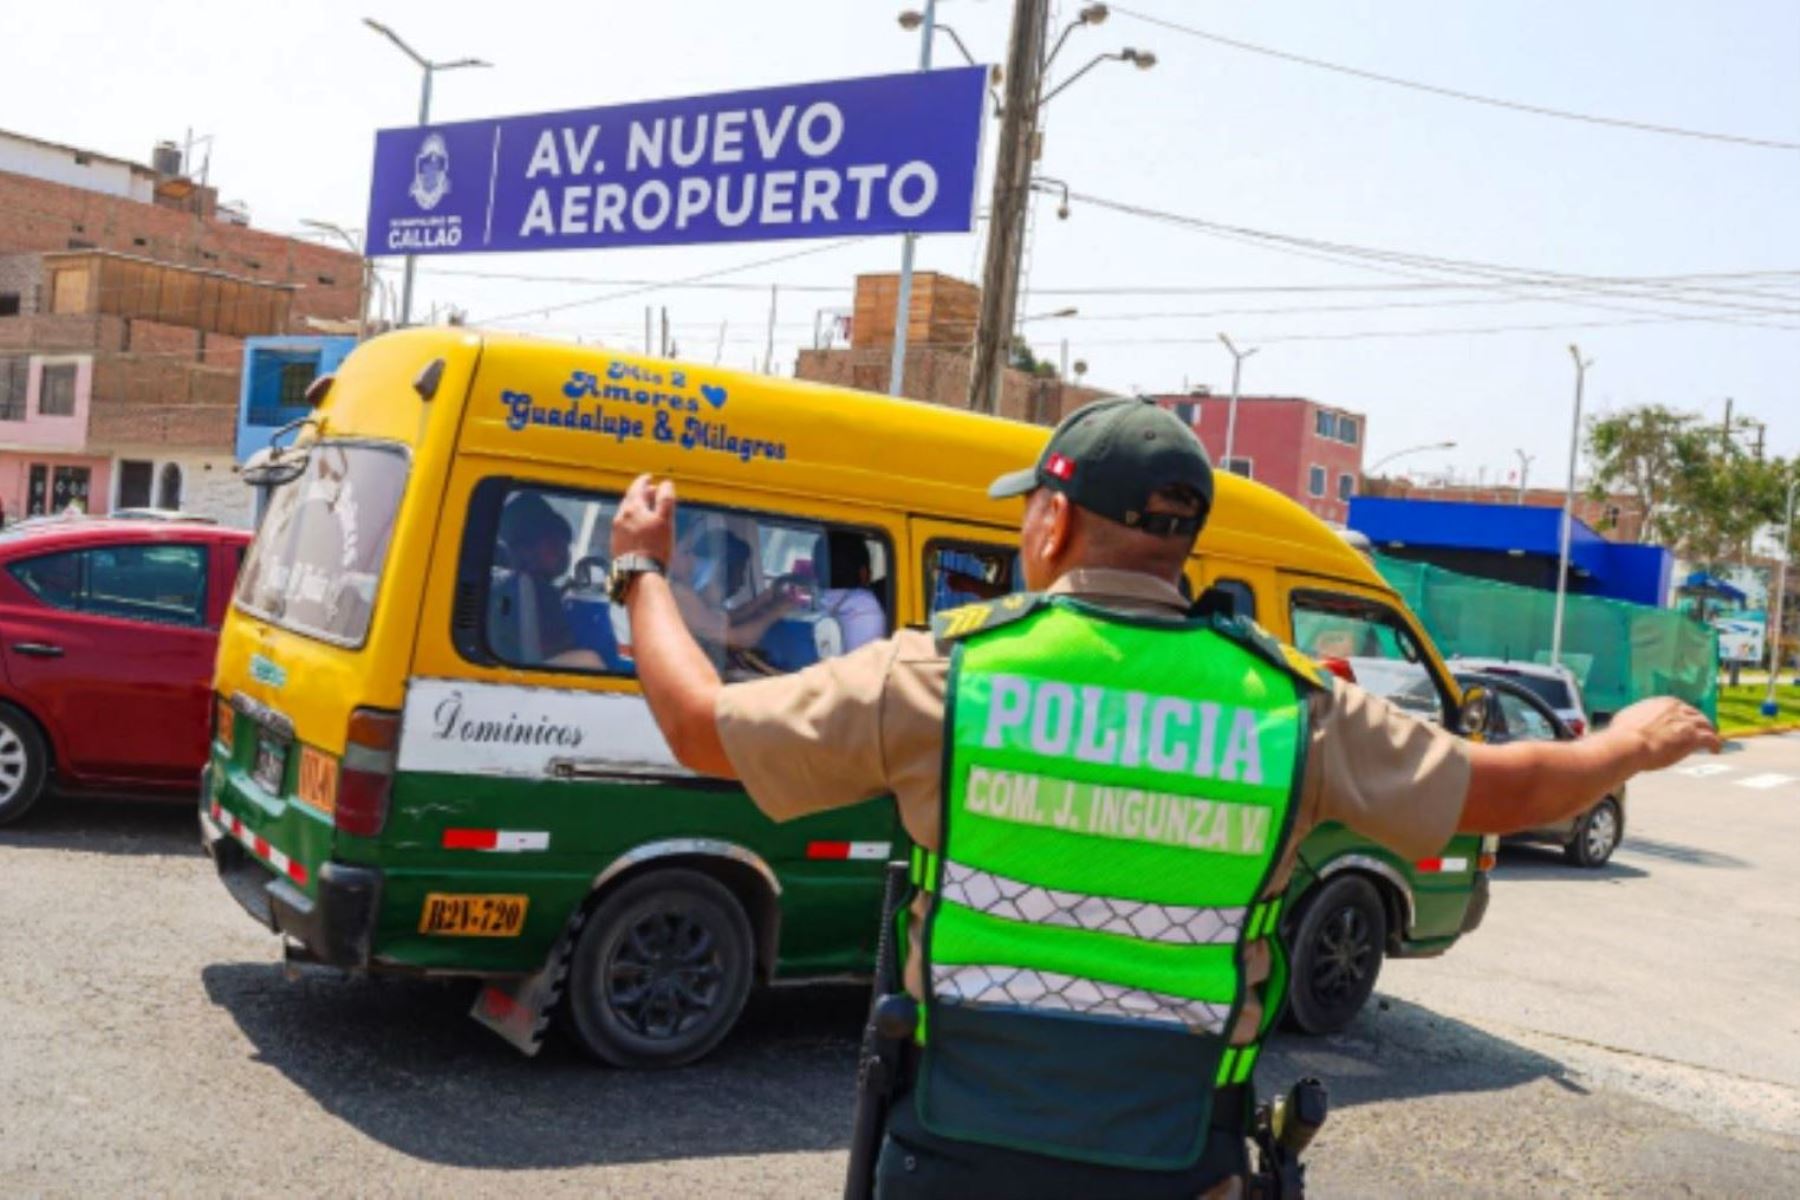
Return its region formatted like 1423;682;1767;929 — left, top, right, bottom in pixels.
988;397;1214;536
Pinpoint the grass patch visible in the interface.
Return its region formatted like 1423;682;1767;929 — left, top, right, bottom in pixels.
1717;684;1800;738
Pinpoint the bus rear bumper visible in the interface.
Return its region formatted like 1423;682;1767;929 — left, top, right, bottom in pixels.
200;797;382;969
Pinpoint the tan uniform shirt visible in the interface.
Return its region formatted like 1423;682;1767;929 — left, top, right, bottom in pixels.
715;567;1473;1043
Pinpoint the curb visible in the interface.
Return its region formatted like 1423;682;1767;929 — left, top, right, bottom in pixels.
1723;723;1800;742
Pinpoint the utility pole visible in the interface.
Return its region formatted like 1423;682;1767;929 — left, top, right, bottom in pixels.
763;285;779;375
1551;346;1593;669
1514;449;1534;504
644;307;653;354
968;0;1050;415
888;0;937;398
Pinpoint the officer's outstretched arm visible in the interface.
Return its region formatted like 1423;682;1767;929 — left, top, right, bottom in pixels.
1458;695;1720;834
614;474;737;780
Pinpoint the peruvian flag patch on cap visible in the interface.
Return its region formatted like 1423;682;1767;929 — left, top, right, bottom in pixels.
1045;453;1076;481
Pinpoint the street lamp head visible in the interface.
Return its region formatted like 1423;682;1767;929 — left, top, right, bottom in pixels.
898;10;924;30
440;56;493;69
1079;3;1110;24
1056;202;1070;219
1123;48;1156;69
1053;306;1078;319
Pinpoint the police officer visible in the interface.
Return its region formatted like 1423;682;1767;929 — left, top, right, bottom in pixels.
607;397;1720;1198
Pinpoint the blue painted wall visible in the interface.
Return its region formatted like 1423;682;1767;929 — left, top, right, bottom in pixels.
236;336;356;461
1348;496;1671;607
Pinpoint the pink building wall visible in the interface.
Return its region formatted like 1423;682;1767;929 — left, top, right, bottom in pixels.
0;453;111;521
8;354;94;450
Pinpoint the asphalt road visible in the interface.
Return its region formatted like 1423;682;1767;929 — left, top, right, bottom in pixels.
1;734;1797;1196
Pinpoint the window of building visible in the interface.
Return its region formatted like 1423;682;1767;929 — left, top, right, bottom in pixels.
1337;415;1359;444
50;267;89;313
454;480;892;681
1314;410;1333;437
1308;465;1327;497
38;363;77;417
0;292;20;317
925;542;1020;615
10;543;208;627
1170;400;1197;427
1338;473;1355;501
278;361;317;409
118;460;154;509
0;358;28;421
50;466;90;513
1224;457;1253;479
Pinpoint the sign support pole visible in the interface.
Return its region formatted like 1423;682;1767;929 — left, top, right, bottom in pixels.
887;0;937;397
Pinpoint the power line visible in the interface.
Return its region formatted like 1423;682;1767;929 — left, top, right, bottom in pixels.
1112;5;1800;151
1066;189;1800;327
416;266;851;294
1063;311;1800;346
473;238;872;324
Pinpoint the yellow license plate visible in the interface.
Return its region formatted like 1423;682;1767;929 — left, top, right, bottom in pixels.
419;894;530;937
297;747;338;815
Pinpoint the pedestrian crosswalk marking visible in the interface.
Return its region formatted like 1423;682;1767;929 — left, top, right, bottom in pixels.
1735;773;1794;790
1676;763;1734;779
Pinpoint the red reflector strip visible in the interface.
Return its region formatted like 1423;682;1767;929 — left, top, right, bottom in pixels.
210;801;309;886
1414;856;1471;873
806;840;893;861
441;829;550;852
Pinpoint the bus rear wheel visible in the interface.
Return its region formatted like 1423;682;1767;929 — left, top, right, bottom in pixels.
564;869;754;1069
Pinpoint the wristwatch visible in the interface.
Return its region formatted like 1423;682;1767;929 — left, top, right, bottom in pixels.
608;553;666;605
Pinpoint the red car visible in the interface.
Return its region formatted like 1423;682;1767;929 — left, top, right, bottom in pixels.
0;519;251;825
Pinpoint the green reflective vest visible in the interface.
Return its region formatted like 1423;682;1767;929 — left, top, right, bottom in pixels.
915;595;1318;1170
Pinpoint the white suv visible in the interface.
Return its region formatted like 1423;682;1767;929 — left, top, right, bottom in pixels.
1452;657;1591;736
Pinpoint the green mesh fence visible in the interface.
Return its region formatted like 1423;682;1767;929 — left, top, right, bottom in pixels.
1374;554;1719;722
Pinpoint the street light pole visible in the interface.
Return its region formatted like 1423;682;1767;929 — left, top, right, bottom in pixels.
301;219;372;342
1514;448;1534;504
887;0;937;398
364;18;491;327
1763;477;1797;716
1218;333;1257;468
1551;345;1593;669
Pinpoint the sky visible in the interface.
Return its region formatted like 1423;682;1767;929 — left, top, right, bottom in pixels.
10;0;1798;485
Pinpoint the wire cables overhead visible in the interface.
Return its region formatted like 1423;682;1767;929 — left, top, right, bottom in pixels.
1110;5;1800;151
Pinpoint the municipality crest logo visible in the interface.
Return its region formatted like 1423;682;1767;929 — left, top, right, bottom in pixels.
409;133;451;211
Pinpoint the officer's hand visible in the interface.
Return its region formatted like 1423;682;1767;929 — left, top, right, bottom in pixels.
1604;696;1724;770
613;473;677;565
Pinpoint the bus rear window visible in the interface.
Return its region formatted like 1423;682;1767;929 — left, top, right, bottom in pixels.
235;442;408;646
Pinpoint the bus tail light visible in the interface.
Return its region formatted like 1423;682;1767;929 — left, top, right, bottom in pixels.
335;707;401;838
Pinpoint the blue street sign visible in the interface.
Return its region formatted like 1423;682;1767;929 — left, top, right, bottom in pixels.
364;66;988;257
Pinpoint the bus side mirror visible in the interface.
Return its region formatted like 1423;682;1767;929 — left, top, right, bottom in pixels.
1458;685;1492;739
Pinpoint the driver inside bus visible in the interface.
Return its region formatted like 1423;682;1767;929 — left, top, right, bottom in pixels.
492;492;604;671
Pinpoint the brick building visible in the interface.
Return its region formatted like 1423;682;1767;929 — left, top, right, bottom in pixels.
794;272;1109;427
0;128;362;525
1152;390;1367;525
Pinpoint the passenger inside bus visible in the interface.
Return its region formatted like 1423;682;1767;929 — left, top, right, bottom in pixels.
490;492;605;670
670;520;801;667
812;531;885;652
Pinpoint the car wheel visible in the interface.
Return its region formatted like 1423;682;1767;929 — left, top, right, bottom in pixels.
0;703;50;827
1286;875;1387;1035
563;868;754;1068
1565;797;1622;868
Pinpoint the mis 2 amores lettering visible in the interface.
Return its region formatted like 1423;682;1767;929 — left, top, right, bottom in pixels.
498;364;787;464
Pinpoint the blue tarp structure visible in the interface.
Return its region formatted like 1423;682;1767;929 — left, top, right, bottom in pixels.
1678;571;1748;605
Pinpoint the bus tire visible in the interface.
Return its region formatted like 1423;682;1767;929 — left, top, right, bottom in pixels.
564;868;755;1069
0;703;50;827
1286;874;1387;1035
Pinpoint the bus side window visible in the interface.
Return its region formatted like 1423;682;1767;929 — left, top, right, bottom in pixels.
463;480;892;682
925;543;1019;615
